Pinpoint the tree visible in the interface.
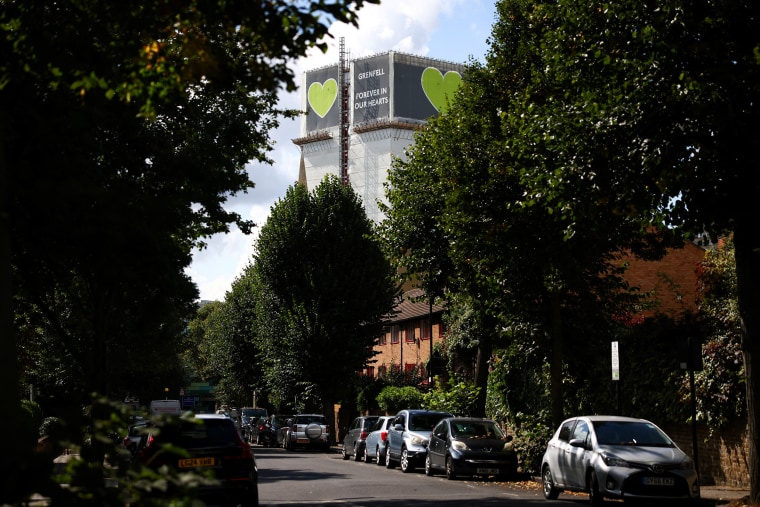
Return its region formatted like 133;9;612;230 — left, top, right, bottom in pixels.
514;1;760;500
381;0;659;423
1;0;379;502
252;176;398;438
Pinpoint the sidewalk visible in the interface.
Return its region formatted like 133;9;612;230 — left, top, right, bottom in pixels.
701;485;751;505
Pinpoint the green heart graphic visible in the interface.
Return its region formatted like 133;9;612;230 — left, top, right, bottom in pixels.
421;68;462;113
308;78;338;118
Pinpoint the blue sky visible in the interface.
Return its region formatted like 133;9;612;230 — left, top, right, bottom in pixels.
186;0;497;302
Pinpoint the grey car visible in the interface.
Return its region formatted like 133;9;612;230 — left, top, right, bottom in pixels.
541;415;700;506
284;413;330;451
385;409;453;473
342;415;379;461
364;416;394;465
425;417;517;480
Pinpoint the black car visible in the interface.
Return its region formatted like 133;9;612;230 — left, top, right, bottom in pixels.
261;414;292;448
138;413;258;506
426;417;517;480
342;415;379;461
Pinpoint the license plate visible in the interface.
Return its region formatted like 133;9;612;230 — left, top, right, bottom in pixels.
643;476;674;486
179;457;215;468
477;468;500;475
297;438;310;444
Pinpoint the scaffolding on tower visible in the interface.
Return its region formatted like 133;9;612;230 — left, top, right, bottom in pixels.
339;37;350;186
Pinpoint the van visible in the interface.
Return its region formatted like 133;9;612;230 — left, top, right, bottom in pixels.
149;399;182;416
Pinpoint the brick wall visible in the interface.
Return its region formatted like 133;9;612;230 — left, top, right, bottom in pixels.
662;420;750;488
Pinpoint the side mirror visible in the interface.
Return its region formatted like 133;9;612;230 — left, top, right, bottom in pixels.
394;423;404;431
569;438;587;449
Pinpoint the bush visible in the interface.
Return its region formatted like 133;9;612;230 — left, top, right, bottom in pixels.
376;386;424;414
422;377;480;416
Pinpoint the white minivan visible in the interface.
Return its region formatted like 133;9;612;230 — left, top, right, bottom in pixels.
149;399;182;416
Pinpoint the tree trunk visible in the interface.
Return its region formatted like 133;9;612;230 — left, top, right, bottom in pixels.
548;290;564;428
733;219;760;505
473;315;493;418
0;121;30;504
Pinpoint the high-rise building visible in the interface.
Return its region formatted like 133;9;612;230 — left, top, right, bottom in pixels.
294;50;466;223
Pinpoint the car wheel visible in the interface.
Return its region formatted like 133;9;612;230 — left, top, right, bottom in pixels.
589;470;604;506
385;446;396;469
400;447;414;473
375;446;384;466
363;447;372;463
341;444;349;460
425;453;434;476
445;456;456;480
542;465;560;500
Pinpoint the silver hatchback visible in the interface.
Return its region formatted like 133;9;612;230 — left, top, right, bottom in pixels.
541;415;700;505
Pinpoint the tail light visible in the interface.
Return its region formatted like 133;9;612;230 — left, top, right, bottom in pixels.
123;436;130;448
360;431;369;440
380;430;388;442
326;425;330;435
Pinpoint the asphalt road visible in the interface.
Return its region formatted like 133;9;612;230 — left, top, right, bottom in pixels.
254;445;579;507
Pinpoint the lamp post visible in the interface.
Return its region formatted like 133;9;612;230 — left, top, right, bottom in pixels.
164;387;169;400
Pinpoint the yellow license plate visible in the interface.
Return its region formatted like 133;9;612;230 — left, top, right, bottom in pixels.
179;457;215;468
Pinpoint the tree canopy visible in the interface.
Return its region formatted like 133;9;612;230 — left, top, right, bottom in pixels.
251;176;398;432
1;0;379;503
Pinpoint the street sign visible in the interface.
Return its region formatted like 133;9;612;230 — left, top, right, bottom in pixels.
611;341;620;381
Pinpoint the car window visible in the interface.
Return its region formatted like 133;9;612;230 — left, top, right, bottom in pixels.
160;419;239;448
450;421;503;439
571;420;590;445
433;420;447;438
594;421;674;447
363;417;378;429
557;420;576;442
296;415;326;425
409;413;449;431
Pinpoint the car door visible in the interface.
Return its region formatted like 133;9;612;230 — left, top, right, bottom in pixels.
563;419;591;488
428;420;448;469
388;412;406;459
551;418;578;487
346;418;360;454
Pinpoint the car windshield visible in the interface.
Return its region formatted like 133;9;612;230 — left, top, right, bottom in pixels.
450;420;504;439
593;421;674;447
409;413;449;431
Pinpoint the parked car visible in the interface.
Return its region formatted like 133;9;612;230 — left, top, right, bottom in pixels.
342;415;379;461
364;416;394;465
261;414;292;448
385;409;453;472
541;415;700;506
425;417;517;480
284;414;330;451
138;413;258;506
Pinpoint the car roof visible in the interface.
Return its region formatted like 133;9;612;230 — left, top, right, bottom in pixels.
193;413;231;420
569;415;653;424
445;417;496;422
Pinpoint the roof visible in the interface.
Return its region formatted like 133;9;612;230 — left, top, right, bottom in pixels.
389;288;445;324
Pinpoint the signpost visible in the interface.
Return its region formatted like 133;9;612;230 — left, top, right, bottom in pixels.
612;341;621;413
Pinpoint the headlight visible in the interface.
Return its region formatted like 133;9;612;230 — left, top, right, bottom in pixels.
601;453;631;467
410;435;427;446
451;440;469;452
680;458;695;470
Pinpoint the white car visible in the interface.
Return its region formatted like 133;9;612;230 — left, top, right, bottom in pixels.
541;415;700;505
385;409;452;472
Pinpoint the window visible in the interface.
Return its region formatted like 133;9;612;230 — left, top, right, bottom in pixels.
404;363;416;373
390;325;400;344
405;322;416;343
366;366;375;378
558;420;576;442
378;332;387;345
378;365;387;378
420;319;431;341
